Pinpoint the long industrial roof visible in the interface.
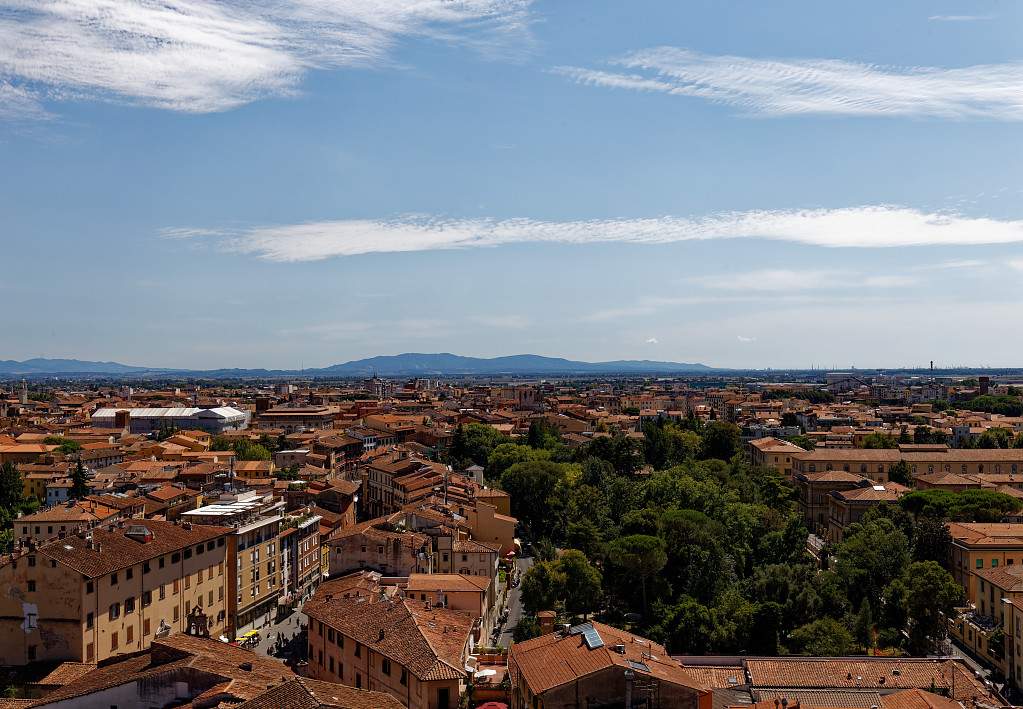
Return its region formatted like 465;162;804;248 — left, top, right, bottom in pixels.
92;406;246;419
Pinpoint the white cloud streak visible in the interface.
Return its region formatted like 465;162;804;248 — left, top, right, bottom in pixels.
0;0;531;118
555;47;1023;119
912;259;987;271
689;269;918;291
928;15;993;21
166;207;1023;262
0;80;52;121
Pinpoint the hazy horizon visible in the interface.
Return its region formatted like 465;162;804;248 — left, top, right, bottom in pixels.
3;1;1022;369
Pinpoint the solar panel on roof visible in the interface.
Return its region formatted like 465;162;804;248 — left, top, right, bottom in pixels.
628;660;651;673
583;627;604;649
569;623;604;649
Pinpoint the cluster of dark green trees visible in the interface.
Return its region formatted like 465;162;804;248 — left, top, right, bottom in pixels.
854;424;1023;451
211;433;289;461
449;417;1012;656
763;389;835;404
0;459;88;548
957;394;1023;418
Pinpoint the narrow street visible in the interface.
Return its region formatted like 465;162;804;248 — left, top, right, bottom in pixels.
250;606;308;660
498;555;534;648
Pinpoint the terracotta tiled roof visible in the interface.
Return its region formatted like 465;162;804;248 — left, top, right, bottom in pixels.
23;653;187;707
326;478;361;496
22;634;296;707
510;622;706;696
915;472;977;487
151;634;294;701
750;437;807;453
406;573;490;593
452;538;501;554
974;563;1023;592
949;522;1023;547
793;450;902;462
744;691;883;708
39;519;231;578
880;688;962;709
742;658;993;704
17;503;102;524
237;677;405;709
832;484;908;503
85;493;145;510
329;517;430;551
904;450;1023;462
145;484;197;501
28;661;97;687
738;688;962;709
682;665;747;689
797;471;868;484
304;594;472;681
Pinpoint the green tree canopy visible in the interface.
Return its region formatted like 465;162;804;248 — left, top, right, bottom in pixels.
888;459;911;485
701;421;741;461
900;488;1022;522
44;436;82;455
486;443;550;480
835;517;910;608
904;560;962;655
0;462;24;512
577;434;644;475
448;423;512;468
606;534;667;617
912;514;952;563
959;395;1023;417
860;432;899;449
789;617;857;656
70;459;89;499
211;436;271;461
521;560;567;615
501;460;571;540
558;549;603;618
651;596;713;654
976;427;1015;449
643;422;701;470
526;419;563;451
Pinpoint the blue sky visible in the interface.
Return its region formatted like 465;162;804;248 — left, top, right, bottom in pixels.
2;0;1023;369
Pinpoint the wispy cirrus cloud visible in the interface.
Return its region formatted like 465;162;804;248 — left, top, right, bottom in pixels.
912;259;987;271
164;206;1023;262
0;80;52;121
554;47;1023;119
928;15;993;21
0;0;532;119
690;269;840;291
690;269;918;291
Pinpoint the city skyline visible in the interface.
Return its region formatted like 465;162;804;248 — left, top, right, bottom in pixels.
3;1;1023;368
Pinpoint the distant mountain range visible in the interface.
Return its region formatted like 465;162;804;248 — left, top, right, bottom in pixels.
0;353;714;378
0;358;163;375
317;353;713;376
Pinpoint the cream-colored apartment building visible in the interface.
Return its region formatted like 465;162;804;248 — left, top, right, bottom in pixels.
0;519;231;666
181;490;286;638
305;587;474;709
